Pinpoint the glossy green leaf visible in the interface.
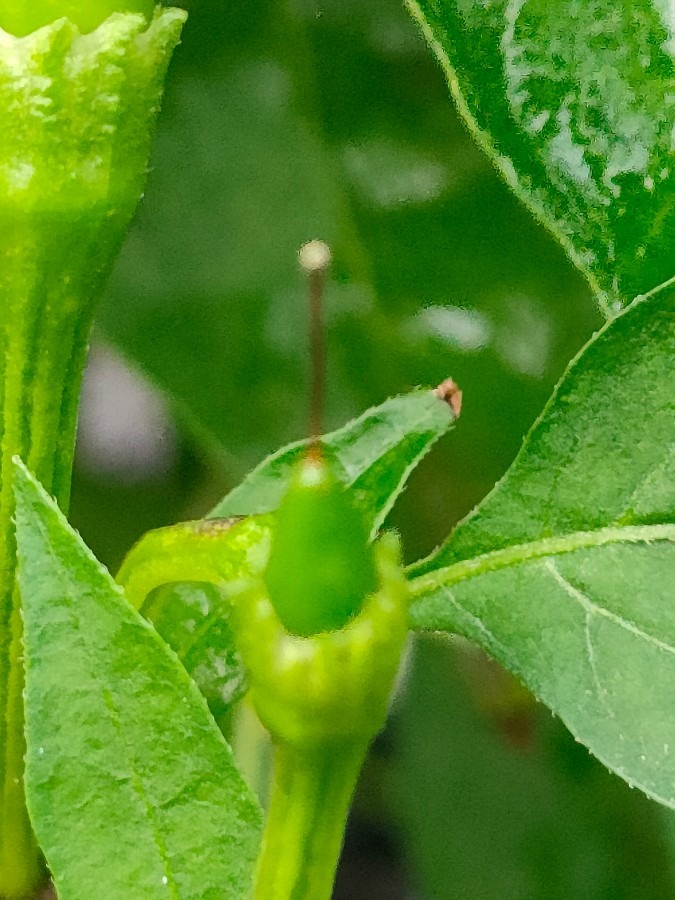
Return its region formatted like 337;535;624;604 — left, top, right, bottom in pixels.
408;285;675;806
13;460;262;899
407;0;675;312
210;387;458;535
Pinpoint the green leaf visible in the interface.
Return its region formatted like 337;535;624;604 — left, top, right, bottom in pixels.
408;286;675;806
210;386;458;534
13;459;262;899
393;638;675;899
407;0;675;312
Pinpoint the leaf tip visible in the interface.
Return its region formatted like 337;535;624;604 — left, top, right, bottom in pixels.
10;454;39;505
433;377;463;418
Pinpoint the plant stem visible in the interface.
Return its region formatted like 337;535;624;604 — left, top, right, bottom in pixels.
254;741;366;900
0;14;186;894
234;537;408;899
0;218;94;896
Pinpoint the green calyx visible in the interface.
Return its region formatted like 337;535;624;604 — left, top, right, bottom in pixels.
235;532;408;749
0;9;186;221
264;452;378;636
0;1;155;36
0;8;187;332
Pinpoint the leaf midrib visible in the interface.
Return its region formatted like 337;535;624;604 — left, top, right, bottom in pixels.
408;522;675;597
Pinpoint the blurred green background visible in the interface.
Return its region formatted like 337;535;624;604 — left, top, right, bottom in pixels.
69;1;675;896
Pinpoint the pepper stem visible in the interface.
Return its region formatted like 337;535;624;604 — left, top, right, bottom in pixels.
254;741;366;900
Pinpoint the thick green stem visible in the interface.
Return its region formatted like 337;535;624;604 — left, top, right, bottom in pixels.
0;12;186;895
255;742;366;900
0;237;92;895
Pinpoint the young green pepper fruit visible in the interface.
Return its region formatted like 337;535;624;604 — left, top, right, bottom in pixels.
0;0;153;36
234;530;408;749
264;450;378;636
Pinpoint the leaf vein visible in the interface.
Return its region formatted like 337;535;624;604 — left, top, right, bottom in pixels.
438;585;514;664
545;561;616;717
409;523;675;597
544;559;675;659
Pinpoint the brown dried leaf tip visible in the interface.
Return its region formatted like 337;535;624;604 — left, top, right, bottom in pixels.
434;378;463;418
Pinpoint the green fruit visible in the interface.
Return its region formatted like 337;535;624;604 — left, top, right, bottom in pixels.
265;452;378;636
0;0;154;36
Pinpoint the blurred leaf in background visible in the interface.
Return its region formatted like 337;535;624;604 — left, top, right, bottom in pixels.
93;0;598;509
392;638;674;900
69;0;672;897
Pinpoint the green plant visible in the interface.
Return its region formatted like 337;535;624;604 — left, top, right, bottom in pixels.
0;0;153;35
1;1;673;899
0;5;185;895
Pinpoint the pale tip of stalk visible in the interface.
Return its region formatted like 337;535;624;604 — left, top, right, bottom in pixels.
299;240;332;274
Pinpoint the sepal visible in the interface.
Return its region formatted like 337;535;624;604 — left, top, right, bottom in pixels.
0;1;154;36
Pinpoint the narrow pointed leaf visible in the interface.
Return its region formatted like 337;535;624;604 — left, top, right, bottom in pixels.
408;0;675;312
409;286;675;806
14;460;262;899
209;387;458;534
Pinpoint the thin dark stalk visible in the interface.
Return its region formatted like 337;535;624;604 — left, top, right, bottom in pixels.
299;240;331;456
